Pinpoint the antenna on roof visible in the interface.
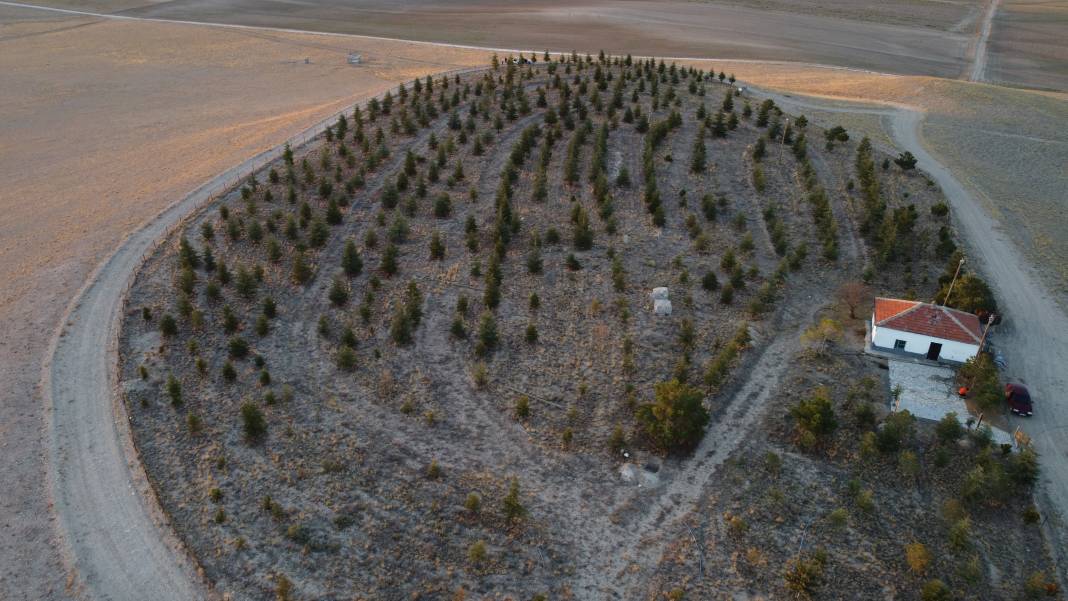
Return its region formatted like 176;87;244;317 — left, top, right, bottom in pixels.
941;256;965;307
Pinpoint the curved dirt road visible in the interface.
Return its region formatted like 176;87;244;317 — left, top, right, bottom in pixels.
41;74;479;599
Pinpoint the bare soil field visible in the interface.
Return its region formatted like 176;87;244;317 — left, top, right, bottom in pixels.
696;0;982;29
0;7;488;598
985;0;1068;90
117;55;1013;599
29;0;973;78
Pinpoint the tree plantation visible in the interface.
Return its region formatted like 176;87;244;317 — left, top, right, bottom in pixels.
118;53;1048;600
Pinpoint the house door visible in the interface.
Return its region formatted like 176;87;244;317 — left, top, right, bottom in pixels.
926;342;942;361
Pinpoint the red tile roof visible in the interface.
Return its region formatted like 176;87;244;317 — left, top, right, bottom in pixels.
873;297;982;344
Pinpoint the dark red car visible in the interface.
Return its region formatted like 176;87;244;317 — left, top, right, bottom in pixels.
1005;384;1033;417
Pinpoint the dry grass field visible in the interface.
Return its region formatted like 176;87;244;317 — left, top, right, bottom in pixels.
0;7;489;598
986;0;1068;90
26;0;974;78
36;0;1068;91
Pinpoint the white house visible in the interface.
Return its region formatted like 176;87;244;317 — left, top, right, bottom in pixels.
871;297;982;363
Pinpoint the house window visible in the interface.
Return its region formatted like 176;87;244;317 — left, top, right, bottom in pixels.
894;339;907;350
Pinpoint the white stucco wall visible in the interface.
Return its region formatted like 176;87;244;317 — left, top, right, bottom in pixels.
872;317;979;363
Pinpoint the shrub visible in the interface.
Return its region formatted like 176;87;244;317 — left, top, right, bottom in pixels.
1022;505;1041;524
160;314;178;337
328;276;350;306
525;324;538;344
166;375;182;406
187;413;202;434
449;317;466;339
573;205;594;250
791;387;837;449
337;346;357;371
826;508;847;529
702;324;750;390
1025;571;1055;598
465;493;481;513
240;402;267;442
719;283;734;305
899;450;919;479
935;412;965;444
921;579;950;601
876;410;914;454
1008;448;1040;488
291;251;312;285
426;460;442;479
502;478;526;523
228;337;249;359
475;312;499;356
429;231;445;260
514;396;530;420
342;240;363;276
905;542;930;574
609;426;626;453
468;540;487;565
701;271;719;291
433;193;452;218
894;151;917;170
636;379;709;453
783;550;827;599
380;243;399;277
949;517;971;550
472;362;488;389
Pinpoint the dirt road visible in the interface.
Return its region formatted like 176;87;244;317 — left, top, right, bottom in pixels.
968;0;1001;81
890;108;1068;583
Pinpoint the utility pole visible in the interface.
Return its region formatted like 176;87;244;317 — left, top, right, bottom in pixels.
976;313;997;356
942;256;965;306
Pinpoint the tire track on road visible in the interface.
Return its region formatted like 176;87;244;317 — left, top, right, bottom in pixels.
968;0;1001;82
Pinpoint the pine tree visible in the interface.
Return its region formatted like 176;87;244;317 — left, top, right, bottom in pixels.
429;231;445;260
342;240;362;276
292;251;312;285
381;243;399;277
690;126;707;173
573;205;594;250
